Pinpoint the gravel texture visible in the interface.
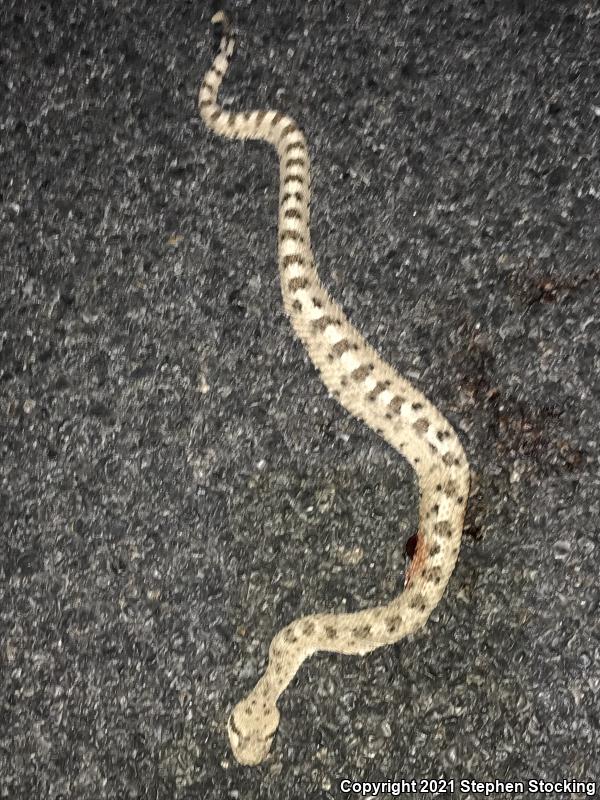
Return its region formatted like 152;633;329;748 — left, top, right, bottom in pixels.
1;1;599;797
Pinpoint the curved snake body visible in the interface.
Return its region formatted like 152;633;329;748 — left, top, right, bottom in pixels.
199;13;470;766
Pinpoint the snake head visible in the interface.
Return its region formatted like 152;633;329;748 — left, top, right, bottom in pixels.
227;699;280;766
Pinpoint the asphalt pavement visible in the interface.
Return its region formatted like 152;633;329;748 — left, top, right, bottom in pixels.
1;1;599;797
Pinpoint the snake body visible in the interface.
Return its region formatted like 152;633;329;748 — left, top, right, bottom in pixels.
199;13;470;766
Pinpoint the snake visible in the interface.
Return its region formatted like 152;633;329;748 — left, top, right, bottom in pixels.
199;12;470;766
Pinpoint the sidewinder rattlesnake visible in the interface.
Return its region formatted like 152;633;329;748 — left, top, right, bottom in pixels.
199;12;470;766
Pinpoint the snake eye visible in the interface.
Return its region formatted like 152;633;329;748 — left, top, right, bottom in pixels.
228;715;243;738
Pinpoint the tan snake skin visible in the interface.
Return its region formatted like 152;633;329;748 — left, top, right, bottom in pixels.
199;12;470;766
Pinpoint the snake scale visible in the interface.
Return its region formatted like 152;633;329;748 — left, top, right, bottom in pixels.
199;12;470;766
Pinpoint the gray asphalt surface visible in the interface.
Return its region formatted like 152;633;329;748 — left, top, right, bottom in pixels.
1;1;599;798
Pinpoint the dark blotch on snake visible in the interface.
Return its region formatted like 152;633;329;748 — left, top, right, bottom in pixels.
281;190;305;204
280;229;304;242
409;594;427;611
283;173;304;186
282;254;304;269
331;339;351;357
387;616;402;633
285;141;305;154
367;381;388;401
312;315;337;332
434;521;453;539
351;363;374;381
288;277;309;292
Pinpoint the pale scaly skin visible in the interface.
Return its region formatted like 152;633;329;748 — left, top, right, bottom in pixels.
199;12;470;766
